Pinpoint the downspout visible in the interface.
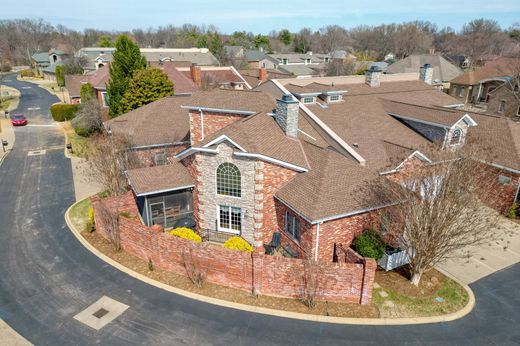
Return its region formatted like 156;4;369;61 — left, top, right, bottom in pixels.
314;222;322;261
199;109;205;141
514;178;520;204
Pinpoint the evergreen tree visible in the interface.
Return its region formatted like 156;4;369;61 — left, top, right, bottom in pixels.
119;68;173;113
106;35;147;118
96;35;114;47
80;83;95;103
278;29;292;46
55;65;65;87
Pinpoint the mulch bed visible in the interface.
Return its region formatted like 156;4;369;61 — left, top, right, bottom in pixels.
82;230;380;318
375;266;445;298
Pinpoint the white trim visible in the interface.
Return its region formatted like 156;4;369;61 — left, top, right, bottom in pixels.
271;79;367;166
297;128;317;141
175;147;218;159
233;152;308;172
453;114;478;128
478;160;520;174
203;135;247;152
130;142;189;150
379;150;431;175
313;203;396;224
230;65;252;90
135;185;195;197
314;222;321;261
180;105;256;116
216;205;241;234
514;179;520;204
444;104;465;109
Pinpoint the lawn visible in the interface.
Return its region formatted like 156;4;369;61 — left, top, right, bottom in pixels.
373;267;469;318
69;197;92;232
63;121;91;158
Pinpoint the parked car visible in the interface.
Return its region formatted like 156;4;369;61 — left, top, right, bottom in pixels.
10;114;27;126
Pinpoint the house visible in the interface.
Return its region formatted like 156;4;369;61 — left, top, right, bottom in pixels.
31;49;70;78
448;57;520;110
112;64;520;264
486;78;520;118
386;54;463;90
245;50;279;69
75;47;221;72
269;52;331;77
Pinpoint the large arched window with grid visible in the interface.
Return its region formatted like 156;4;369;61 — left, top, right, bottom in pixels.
216;163;241;197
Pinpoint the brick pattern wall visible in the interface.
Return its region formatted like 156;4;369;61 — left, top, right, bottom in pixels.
181;154;205;231
189;110;244;144
487;87;520;118
134;144;188;167
91;194;376;304
274;200;315;258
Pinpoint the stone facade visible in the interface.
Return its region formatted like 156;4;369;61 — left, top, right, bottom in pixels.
487;86;520;118
274;96;299;137
419;65;433;85
365;69;381;88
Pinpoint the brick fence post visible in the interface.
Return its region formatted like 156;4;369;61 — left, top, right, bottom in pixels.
252;251;263;296
360;258;377;305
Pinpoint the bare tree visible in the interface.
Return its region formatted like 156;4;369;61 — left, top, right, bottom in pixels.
86;133;141;196
325;58;356;76
97;199;121;251
71;98;103;136
182;246;207;288
300;258;321;308
362;144;501;285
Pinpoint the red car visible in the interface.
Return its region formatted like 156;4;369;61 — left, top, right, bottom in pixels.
10;114;27;126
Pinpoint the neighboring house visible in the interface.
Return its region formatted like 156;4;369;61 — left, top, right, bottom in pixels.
386;54;463;90
449;57;520;114
245;50;279;69
223;45;245;59
445;54;471;69
76;47;221;72
239;68;292;88
270;52;331;77
486;78;520;118
31;49;70;77
109;68;520;265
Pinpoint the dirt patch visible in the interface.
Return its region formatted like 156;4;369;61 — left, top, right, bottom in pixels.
81;230;380;318
376;267;445;298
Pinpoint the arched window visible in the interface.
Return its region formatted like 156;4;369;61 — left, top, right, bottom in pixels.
216;163;241;197
450;128;462;145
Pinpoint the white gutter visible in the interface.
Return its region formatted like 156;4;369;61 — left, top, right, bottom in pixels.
514;179;520;203
314;222;322;261
135;185;195;197
230;65;252;90
175;147;219;159
312;203;397;224
130;142;190;150
271;79;366;166
233;152;308;172
180;105;256;116
478;160;520;174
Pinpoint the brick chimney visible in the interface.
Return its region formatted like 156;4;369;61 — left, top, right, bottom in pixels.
259;67;267;82
365;66;382;88
190;63;201;86
275;94;299;137
419;63;434;85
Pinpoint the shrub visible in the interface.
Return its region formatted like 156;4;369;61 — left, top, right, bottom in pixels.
1;62;12;72
148;258;154;272
85;207;95;232
508;203;517;219
169;227;201;243
353;229;385;260
50;103;78;121
55;65;65;87
20;69;35;77
223;236;253;252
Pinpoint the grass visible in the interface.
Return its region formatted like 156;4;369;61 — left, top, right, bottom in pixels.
69;197;92;233
373;275;469;317
63;121;91;158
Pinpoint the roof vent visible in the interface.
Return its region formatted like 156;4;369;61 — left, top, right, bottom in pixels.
353;143;359;148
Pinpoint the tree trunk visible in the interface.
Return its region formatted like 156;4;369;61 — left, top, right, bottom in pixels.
410;271;422;286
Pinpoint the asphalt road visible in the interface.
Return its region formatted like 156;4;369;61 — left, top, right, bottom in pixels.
0;76;519;345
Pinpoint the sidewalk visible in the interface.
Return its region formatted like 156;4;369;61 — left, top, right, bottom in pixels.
0;118;15;164
0;320;32;345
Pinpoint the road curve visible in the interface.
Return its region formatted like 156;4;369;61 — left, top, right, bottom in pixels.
0;76;519;345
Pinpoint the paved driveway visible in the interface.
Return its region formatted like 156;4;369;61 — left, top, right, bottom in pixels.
438;215;520;284
1;77;520;345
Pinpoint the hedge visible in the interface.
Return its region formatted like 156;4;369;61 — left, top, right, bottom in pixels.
223;236;253;252
50;103;79;122
353;229;385;260
20;69;35;77
169;227;202;243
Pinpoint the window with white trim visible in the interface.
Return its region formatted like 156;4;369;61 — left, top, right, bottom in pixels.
498;175;512;185
101;92;109;107
459;86;465;97
329;95;341;102
498;100;506;113
302;96;314;104
450;128;462;145
284;211;301;241
219;205;241;233
216;163;241;197
282;58;288;65
516;105;520;117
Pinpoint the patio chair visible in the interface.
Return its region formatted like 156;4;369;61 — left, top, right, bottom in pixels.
264;232;281;255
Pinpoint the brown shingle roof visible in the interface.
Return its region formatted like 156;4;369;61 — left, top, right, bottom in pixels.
382;99;469;127
198;112;310;170
64;75;84;97
451;57;520;85
275;142;383;222
126;161;194;196
182;89;277;113
159;62;198;94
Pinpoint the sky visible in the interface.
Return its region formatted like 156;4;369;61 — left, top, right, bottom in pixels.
3;0;520;33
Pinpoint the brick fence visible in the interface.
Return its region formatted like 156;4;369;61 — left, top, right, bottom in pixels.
91;193;376;304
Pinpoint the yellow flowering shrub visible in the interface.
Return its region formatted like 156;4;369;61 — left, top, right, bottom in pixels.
169;227;202;243
223;236;253;252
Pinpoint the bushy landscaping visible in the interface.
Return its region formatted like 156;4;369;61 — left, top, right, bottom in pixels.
50;103;78;121
169;227;202;242
223;236;253;252
353;229;385;260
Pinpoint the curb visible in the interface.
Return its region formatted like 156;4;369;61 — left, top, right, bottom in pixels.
65;198;476;325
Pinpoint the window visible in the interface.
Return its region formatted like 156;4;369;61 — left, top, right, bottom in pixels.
101;92;109;107
219;205;241;233
498;175;512;185
451;85;457;96
284;211;301;241
282;58;288;65
216;163;241;197
516;105;520;117
153;152;166;166
324;57;330;63
305;58;311;64
459;86;465;97
450;128;462;145
498;100;506;113
329;95;341;102
302;96;314;104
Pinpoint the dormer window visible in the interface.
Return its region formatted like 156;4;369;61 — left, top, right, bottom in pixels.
328;95;342;102
450;128;462;145
302;96;314;104
498;100;506;113
305;58;311;64
324;57;330;63
282;58;288;65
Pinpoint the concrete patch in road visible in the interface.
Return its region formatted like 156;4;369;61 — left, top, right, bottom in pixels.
26;107;40;111
20;87;32;89
73;296;129;331
27;150;46;156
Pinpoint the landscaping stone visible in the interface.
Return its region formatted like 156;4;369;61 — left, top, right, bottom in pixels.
378;290;388;298
373;282;381;289
383;300;395;308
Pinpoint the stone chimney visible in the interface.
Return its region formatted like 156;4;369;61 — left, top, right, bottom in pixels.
190;63;201;86
259;67;267;82
275;94;299;137
365;65;382;88
419;63;434;85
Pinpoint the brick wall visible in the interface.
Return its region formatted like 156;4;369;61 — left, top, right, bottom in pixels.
134;144;188;167
91;194;376;304
189;110;244;144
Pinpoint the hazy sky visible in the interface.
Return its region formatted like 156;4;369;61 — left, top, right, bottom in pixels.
3;0;520;33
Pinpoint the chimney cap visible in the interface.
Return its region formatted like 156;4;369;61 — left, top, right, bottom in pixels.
423;63;431;68
369;65;382;72
281;94;294;102
191;62;199;67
